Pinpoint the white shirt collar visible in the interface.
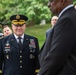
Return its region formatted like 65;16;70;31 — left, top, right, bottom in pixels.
58;4;74;18
14;34;24;43
14;34;24;39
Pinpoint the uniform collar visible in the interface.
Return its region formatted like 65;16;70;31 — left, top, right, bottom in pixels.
14;34;24;39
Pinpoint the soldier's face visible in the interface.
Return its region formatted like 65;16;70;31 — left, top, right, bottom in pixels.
51;16;58;27
3;27;12;36
12;24;26;36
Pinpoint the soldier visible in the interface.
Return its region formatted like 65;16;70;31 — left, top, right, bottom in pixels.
0;14;40;75
2;25;12;37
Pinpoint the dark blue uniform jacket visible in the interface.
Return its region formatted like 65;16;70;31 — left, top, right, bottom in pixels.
0;34;40;75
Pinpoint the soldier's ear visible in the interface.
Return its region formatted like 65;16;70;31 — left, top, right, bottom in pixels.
59;0;66;5
24;24;26;28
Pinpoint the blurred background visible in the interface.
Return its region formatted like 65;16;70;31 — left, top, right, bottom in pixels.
0;0;76;48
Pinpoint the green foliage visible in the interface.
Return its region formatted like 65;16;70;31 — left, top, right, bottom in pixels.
74;0;76;5
0;0;51;25
0;0;75;25
25;24;51;48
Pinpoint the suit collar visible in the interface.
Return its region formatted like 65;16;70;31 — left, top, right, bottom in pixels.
58;4;74;18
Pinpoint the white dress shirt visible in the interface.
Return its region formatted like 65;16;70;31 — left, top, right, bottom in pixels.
14;34;24;44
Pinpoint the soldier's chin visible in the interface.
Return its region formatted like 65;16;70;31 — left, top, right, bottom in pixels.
15;33;21;36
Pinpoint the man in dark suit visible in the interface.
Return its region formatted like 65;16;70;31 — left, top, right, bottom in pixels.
39;16;58;63
0;14;40;75
46;16;58;38
38;0;76;75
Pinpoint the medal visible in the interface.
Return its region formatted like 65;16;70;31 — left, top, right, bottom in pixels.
6;55;9;59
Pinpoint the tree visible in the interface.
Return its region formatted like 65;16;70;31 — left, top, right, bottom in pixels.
0;0;76;25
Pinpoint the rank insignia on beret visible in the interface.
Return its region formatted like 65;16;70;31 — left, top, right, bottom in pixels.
10;14;28;25
16;15;20;20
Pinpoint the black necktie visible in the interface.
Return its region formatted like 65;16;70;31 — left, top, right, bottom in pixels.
18;37;22;49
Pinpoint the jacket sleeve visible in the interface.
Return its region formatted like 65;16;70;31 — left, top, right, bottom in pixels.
34;38;40;74
38;18;76;75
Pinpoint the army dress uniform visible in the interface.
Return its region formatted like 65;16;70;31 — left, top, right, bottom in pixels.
0;14;40;75
0;34;40;75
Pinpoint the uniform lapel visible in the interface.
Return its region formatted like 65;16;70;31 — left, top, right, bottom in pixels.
22;35;29;49
9;34;19;49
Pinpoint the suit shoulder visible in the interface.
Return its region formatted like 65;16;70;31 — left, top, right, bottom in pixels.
46;28;52;34
46;28;52;33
